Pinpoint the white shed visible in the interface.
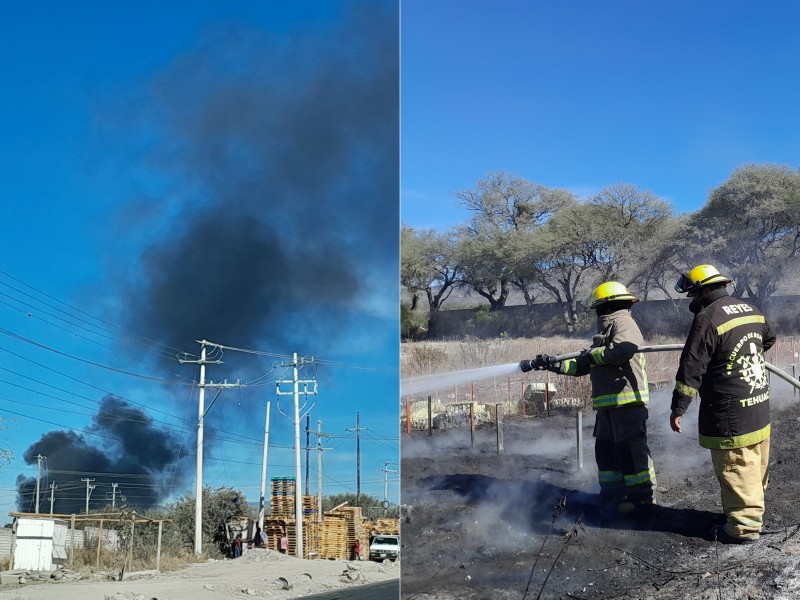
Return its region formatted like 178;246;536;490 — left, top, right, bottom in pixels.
11;518;68;571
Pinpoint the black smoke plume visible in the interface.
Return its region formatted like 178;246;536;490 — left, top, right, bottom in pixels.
17;395;185;513
112;3;399;355
17;4;399;511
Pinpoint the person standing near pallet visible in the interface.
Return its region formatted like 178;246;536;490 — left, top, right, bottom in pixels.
520;281;657;515
671;264;776;544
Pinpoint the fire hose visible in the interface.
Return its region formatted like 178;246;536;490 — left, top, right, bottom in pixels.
536;343;800;392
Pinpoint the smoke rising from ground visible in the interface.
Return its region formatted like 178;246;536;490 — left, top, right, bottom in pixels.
17;395;184;513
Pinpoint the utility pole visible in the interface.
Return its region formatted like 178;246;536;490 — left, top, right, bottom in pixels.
276;353;317;559
258;401;271;531
111;483;119;509
48;482;57;515
315;420;334;521
81;478;95;514
379;461;397;512
347;414;367;506
34;454;45;514
178;339;239;556
305;414;311;496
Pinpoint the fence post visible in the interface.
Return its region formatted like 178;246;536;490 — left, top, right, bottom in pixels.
545;372;551;417
495;403;504;454
576;410;584;471
469;402;475;448
156;521;163;571
96;519;104;568
70;514;76;569
127;521;135;572
428;396;433;436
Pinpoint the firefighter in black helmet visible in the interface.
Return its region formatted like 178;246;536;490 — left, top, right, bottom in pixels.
671;265;776;544
521;282;656;515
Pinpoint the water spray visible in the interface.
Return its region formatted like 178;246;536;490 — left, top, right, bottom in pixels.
401;343;800;397
401;362;521;397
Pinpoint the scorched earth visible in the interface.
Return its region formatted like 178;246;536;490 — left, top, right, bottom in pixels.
400;377;800;600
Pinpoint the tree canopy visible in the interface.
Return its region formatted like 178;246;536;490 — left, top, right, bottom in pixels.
401;163;800;336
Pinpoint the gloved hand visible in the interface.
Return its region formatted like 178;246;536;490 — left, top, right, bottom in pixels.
534;354;560;371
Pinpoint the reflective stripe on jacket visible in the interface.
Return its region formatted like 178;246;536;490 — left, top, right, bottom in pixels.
561;308;649;410
671;288;776;450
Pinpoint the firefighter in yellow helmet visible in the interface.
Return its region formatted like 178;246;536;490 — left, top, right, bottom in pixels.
671;265;776;544
520;282;656;515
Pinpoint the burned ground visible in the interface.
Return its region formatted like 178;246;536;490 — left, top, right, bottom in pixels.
400;379;800;600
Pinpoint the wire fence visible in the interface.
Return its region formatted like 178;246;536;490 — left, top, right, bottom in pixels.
401;336;800;433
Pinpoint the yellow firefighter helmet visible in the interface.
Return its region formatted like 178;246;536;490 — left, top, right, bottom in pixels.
583;281;639;309
674;264;731;295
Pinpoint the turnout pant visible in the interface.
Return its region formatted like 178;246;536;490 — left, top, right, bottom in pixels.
594;405;656;502
710;437;770;540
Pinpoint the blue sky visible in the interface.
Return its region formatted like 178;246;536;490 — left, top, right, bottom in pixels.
401;1;800;230
0;1;398;522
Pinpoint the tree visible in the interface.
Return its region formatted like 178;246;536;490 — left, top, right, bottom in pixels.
455;172;567;311
626;214;693;302
169;486;248;552
506;189;577;313
400;225;460;337
688;163;800;307
533;202;603;331
586;183;674;282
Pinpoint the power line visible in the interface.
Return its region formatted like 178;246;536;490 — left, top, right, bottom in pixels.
0;327;188;385
0;269;190;359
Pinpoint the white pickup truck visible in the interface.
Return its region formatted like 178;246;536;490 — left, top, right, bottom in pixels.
369;534;400;561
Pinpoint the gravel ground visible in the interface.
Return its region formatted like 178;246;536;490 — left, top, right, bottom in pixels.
0;548;399;600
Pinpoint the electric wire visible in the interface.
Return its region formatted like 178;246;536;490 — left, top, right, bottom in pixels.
0;326;189;385
0;269;192;360
0;273;399;513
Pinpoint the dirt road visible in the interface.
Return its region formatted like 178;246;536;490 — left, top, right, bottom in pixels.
0;548;399;600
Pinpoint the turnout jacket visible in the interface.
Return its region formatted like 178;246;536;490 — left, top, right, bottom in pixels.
671;288;776;450
561;308;649;410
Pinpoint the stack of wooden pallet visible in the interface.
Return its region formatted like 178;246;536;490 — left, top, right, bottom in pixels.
302;495;319;519
327;505;368;560
270;477;296;517
262;516;319;558
263;517;286;552
372;517;400;535
263;485;325;558
320;515;348;559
